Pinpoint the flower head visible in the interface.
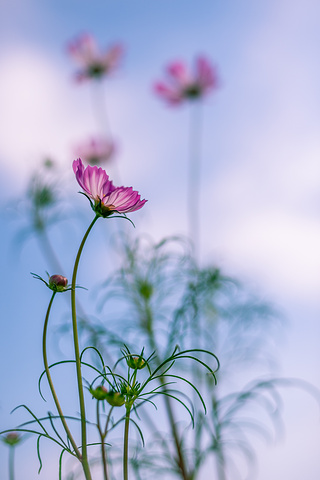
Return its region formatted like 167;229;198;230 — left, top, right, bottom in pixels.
67;33;124;82
73;158;147;218
154;56;218;106
74;136;116;166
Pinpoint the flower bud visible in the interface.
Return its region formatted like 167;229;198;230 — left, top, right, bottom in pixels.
49;275;68;292
139;281;153;300
89;385;108;401
106;392;125;407
2;432;21;446
126;356;146;370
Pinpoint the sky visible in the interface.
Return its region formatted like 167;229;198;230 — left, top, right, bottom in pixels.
0;0;320;479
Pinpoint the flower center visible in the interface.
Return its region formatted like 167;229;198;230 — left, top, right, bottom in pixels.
88;63;106;78
93;198;116;217
184;84;202;98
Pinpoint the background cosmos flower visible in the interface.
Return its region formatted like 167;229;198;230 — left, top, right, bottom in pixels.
67;33;124;82
154;56;218;105
74;136;116;166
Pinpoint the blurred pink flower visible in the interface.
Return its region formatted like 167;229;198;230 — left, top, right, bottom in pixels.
73;158;147;217
67;33;124;82
74;137;116;166
154;56;218;105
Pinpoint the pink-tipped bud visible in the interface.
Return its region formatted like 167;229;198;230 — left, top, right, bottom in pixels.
126;356;146;370
89;385;109;400
2;432;21;446
106;391;125;407
49;275;68;292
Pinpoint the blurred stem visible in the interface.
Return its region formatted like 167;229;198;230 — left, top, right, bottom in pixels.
90;80;122;184
37;224;64;274
71;214;99;480
212;399;227;480
146;301;191;480
43;292;81;459
9;447;14;480
91;80;112;137
162;387;191;480
216;456;227;480
187;101;203;261
123;405;131;480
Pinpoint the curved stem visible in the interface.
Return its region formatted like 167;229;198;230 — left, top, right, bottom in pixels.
71;214;100;480
123;405;131;480
43;292;81;458
187;102;203;261
9;447;14;480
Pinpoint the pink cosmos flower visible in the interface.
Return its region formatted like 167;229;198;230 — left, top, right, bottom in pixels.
73;158;146;217
74;136;116;166
154;56;218;105
67;33;124;82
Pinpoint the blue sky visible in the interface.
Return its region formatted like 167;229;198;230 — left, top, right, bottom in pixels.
1;0;320;478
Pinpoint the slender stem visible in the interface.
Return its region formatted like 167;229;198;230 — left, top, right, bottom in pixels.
37;222;98;341
71;214;99;480
101;436;109;480
104;405;114;437
123;405;131;480
9;447;14;480
43;292;81;458
187;102;203;261
96;401;110;480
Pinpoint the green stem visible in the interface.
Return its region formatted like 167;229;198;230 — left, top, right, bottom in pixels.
123;406;131;480
9;447;14;480
104;405;114;438
96;401;109;480
43;292;81;458
71;214;99;480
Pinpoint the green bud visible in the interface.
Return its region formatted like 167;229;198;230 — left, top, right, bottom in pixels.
89;385;108;401
138;281;153;300
126;355;146;370
2;432;21;446
106;392;125;407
